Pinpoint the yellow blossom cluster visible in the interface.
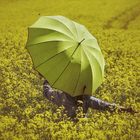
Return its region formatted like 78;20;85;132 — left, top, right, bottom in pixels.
0;0;140;139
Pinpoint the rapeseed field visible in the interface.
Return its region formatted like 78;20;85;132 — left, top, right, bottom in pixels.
0;0;140;139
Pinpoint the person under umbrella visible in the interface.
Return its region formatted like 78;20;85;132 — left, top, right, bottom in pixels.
43;79;137;122
26;16;137;122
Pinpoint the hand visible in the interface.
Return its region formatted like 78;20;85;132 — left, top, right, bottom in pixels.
118;106;138;114
44;80;49;85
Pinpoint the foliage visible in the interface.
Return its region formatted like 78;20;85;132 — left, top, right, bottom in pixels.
0;0;140;139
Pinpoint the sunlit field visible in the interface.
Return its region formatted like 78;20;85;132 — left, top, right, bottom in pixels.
0;0;140;139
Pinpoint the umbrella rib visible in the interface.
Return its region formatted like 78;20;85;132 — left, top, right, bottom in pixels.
82;43;100;51
27;40;73;48
73;66;81;95
82;48;94;93
84;47;103;76
35;46;72;69
47;16;75;39
51;42;82;87
28;27;74;41
72;45;88;95
72;40;85;94
72;22;79;40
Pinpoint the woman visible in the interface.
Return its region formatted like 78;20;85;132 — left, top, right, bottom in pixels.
43;80;137;121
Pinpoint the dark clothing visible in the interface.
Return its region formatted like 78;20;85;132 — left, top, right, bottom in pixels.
43;80;117;118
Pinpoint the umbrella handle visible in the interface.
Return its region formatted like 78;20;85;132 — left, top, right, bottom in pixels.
83;85;86;94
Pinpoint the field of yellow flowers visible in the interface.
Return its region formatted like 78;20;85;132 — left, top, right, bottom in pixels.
0;0;140;139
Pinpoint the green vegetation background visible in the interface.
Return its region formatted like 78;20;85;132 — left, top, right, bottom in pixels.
0;0;140;139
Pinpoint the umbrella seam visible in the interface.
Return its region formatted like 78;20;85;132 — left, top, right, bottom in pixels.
72;22;79;41
84;46;104;78
34;45;74;69
82;47;94;94
72;48;82;95
51;43;82;87
27;40;74;48
28;27;74;43
47;16;76;39
73;70;81;95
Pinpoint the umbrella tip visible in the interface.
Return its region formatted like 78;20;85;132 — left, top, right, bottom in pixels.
78;38;85;45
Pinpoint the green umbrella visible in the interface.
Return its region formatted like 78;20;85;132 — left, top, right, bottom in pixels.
26;15;105;97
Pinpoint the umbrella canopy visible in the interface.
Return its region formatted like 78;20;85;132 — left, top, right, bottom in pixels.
26;16;105;97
